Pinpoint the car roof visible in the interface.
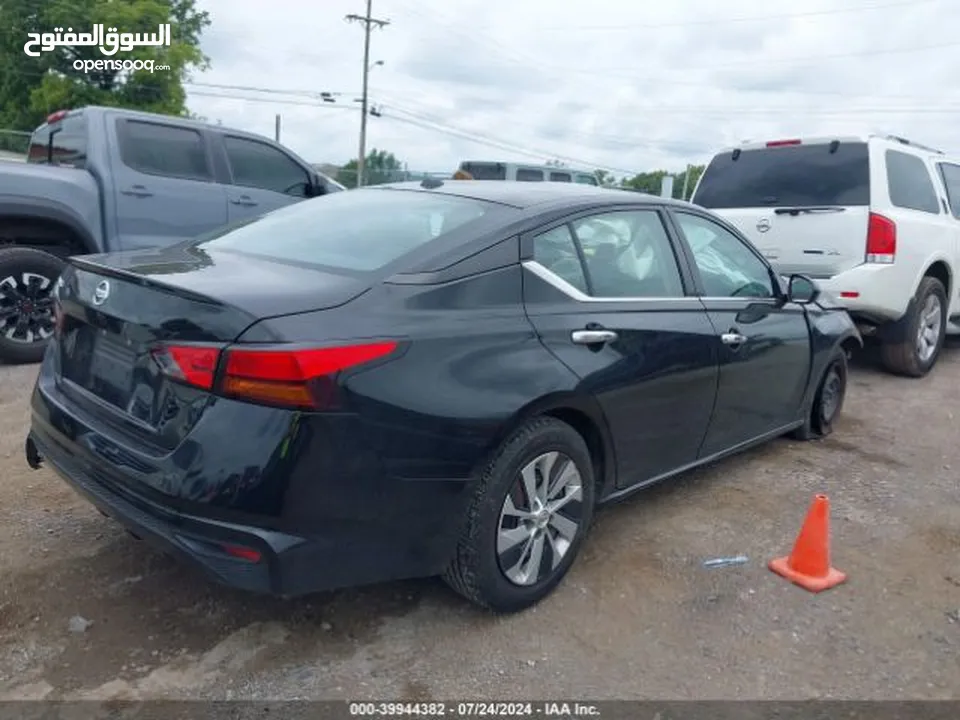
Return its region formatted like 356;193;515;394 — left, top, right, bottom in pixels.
367;180;690;210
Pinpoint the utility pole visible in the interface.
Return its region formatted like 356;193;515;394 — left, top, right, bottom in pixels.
346;1;389;187
680;163;692;201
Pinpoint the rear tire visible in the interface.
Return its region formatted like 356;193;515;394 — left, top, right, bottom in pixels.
792;349;848;441
443;417;596;613
880;276;946;377
0;247;64;365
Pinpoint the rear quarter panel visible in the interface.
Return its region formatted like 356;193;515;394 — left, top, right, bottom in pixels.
245;262;588;483
869;142;958;314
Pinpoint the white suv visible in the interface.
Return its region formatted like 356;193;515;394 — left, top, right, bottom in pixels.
691;135;959;377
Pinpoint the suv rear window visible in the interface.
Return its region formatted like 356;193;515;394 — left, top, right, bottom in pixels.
694;142;870;209
460;162;506;180
198;188;495;272
27;115;87;166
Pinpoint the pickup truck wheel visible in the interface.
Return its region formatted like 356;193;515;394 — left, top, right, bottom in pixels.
0;248;64;364
880;276;946;378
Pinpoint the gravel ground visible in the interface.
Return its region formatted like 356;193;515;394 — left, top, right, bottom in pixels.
0;345;958;701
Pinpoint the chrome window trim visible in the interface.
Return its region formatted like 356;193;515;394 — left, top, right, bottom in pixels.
523;261;778;305
522;260;698;304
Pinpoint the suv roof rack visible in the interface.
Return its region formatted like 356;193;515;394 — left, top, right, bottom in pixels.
882;134;944;155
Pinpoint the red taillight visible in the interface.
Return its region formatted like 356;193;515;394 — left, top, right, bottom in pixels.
840;291;860;298
152;345;220;390
221;544;261;563
221;341;399;409
46;110;69;124
866;212;896;264
766;139;802;147
151;341;398;409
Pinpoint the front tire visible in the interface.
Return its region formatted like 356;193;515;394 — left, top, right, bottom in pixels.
0;247;64;365
880;276;947;377
443;417;596;613
792;349;848;441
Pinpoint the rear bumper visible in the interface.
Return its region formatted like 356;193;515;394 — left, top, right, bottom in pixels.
816;264;914;324
28;424;293;595
27;353;474;597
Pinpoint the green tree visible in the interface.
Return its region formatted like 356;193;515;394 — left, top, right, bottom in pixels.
620;164;706;200
0;0;210;132
593;169;618;187
336;149;405;188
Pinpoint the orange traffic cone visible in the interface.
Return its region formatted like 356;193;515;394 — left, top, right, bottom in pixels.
769;494;847;592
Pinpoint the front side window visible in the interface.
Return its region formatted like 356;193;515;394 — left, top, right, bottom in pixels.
224;136;311;196
674;212;774;298
938;163;960;219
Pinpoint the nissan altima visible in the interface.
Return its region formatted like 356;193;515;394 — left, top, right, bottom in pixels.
25;180;860;613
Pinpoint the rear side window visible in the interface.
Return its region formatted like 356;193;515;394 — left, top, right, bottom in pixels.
549;172;572;182
575;174;598;185
223;136;310;196
533;225;589;293
198;189;494;272
886;150;939;214
118;121;211;181
460;162;505;180
694;142;870;209
27;115;87;166
938;163;960;219
517;168;544;182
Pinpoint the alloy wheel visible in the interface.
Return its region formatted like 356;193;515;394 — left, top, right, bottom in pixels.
916;293;942;363
0;271;56;344
496;451;584;586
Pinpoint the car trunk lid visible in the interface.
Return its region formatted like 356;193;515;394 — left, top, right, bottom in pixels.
692;139;871;278
54;246;371;456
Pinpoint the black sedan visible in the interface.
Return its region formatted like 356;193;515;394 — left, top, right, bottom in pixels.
25;181;860;613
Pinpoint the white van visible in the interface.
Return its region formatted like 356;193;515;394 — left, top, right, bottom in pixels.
456;161;598;185
691;135;960;377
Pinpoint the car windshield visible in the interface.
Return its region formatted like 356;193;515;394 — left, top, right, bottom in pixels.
197;188;493;272
694;142;870;209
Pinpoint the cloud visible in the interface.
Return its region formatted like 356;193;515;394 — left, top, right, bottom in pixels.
188;0;960;178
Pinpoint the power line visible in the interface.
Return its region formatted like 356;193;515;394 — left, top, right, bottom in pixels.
379;103;640;174
345;0;389;187
390;0;955;96
537;0;935;32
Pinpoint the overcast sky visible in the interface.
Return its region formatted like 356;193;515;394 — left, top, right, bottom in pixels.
188;0;957;176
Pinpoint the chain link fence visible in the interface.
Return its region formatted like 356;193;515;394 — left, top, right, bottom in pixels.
0;129;30;161
332;168;453;189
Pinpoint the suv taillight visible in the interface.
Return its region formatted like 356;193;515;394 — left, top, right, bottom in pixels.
866;212;896;264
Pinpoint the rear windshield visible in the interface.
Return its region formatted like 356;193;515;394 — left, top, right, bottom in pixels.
460;162;506;180
693;142;870;209
27;115;87;166
197;188;494;272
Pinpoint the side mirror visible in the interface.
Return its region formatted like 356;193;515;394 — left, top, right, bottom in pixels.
787;274;820;304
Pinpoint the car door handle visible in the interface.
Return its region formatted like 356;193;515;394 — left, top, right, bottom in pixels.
721;331;748;346
230;195;258;207
120;184;152;198
571;329;618;345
